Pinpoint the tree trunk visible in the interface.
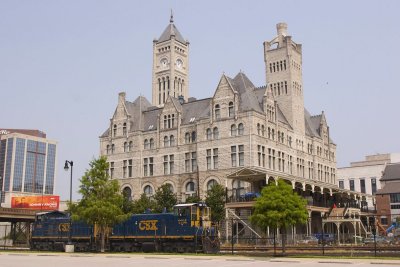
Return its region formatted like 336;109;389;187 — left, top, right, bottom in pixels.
281;227;286;254
101;226;106;253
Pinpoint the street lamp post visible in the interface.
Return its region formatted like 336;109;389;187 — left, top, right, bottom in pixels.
64;160;73;247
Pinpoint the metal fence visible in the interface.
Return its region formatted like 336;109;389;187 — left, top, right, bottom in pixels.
218;218;400;257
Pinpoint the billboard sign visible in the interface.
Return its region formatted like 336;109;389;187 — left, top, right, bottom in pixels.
11;195;60;210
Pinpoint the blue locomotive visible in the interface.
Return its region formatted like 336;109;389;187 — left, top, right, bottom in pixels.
30;203;220;253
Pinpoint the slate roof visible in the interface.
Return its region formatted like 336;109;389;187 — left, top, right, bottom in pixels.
157;22;186;44
102;72;332;142
381;163;400;182
376;181;400;194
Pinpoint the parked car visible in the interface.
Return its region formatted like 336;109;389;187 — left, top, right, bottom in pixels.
297;236;319;245
363;235;391;245
314;233;336;245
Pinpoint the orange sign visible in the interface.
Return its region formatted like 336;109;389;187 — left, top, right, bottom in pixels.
11;196;60;210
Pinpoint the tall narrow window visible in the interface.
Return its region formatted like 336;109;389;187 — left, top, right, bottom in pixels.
164;136;169;147
110;162;114;179
238;123;244;135
231;146;237;167
149;138;154;149
206;128;212;140
123;142;128;152
238;145;244;166
128;159;132;177
360;178;366;193
123;160;127;178
128;141;133;152
123;123;127;135
215;104;221;119
213;148;219;169
113;124;117;136
206;149;212;170
213;127;219;140
228;102;234;118
349;180;355;191
170;135;175;146
371;178;377;194
231;124;237;136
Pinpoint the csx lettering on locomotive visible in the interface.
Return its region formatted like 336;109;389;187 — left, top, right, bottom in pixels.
138;220;158;230
58;223;70;232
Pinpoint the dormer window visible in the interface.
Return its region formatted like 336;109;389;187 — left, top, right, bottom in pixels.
148;125;154;130
164;114;176;129
189;117;196;123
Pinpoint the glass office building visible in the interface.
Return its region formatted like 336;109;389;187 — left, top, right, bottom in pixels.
0;129;57;207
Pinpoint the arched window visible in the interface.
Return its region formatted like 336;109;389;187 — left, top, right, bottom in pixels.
191;131;196;142
207;179;218;191
238;123;244;135
113;124;117;137
164;136;169;147
257;123;261;135
272;129;275;140
165;183;174;193
228;102;234;118
144;139;149;149
231;124;237;136
186;182;195;192
123;142;128;152
185;132;190;144
144;185;153;196
213;127;219;140
111;144;115;154
128;141;133;151
170;135;175;146
149;138;154;149
215;104;221;119
122;187;132;201
106;145;110;154
206;128;212;140
123;123;127;135
261;125;265;136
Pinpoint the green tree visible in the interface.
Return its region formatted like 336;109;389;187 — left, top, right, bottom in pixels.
121;190;135;214
205;184;226;223
131;193;157;214
250;179;308;254
153;184;177;213
71;156;127;252
185;194;202;204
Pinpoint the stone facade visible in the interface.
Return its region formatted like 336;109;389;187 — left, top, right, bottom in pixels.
99;20;338;203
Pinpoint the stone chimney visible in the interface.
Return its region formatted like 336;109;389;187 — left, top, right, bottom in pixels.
277;22;288;36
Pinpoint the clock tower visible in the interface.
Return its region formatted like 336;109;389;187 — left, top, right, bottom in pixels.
152;13;189;107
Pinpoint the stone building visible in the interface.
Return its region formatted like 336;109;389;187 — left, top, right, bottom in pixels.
100;17;370;238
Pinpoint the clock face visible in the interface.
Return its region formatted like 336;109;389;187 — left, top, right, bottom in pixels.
176;59;183;69
160;58;168;68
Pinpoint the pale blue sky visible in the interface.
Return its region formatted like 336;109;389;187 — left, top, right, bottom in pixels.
1;1;399;200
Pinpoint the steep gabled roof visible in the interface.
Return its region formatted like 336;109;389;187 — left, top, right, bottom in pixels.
304;109;320;137
381;163;400;182
230;72;263;113
276;106;292;128
157;19;186;44
181;98;212;125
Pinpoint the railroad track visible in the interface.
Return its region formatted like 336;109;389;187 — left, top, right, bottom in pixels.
220;245;400;252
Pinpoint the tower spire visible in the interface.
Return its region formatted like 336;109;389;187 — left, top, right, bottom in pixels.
170;9;174;23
